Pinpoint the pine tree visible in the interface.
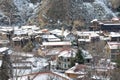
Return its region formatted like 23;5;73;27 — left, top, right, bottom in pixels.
75;49;84;64
70;49;84;67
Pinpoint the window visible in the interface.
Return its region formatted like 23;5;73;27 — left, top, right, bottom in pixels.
111;55;116;59
64;64;66;68
111;49;118;53
68;58;70;61
68;64;70;68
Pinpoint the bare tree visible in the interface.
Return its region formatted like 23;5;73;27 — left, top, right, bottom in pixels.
0;53;13;80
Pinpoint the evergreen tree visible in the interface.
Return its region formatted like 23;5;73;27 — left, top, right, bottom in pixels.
70;49;84;67
75;49;84;64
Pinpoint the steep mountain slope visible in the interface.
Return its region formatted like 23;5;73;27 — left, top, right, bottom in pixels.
0;0;17;25
110;0;120;9
0;0;119;27
38;0;117;27
0;0;41;26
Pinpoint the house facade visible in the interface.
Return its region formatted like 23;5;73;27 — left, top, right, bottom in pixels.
57;49;76;70
104;42;120;59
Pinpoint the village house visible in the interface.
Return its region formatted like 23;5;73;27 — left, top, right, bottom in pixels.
91;58;116;80
21;25;40;31
50;29;63;37
100;23;120;32
64;32;76;42
65;64;87;80
90;19;100;31
0;47;12;62
0;26;14;40
81;49;93;63
104;42;120;59
0;47;13;80
12;25;42;47
42;34;61;42
101;32;120;42
42;41;72;49
77;31;100;44
11;51;50;76
50;29;70;39
98;32;111;41
0;47;12;56
10;71;70;80
0;40;10;47
90;18;120;32
57;49;76;70
109;32;120;42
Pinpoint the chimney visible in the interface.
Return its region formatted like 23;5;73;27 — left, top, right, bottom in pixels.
75;63;78;66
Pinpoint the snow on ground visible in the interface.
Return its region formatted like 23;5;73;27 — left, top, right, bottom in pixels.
12;57;49;76
13;0;40;24
14;0;37;11
12;73;66;80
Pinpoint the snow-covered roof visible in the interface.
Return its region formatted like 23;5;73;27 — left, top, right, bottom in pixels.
0;47;12;55
34;30;42;34
78;39;91;42
77;31;100;37
42;42;71;46
90;33;99;37
21;25;39;30
81;50;93;59
64;30;70;37
48;38;61;42
12;37;23;41
12;62;32;68
11;72;70;80
0;26;13;32
0;40;10;44
91;19;98;23
13;52;34;57
103;23;120;25
45;48;60;56
112;17;119;21
58;50;76;58
65;64;87;75
109;32;120;37
91;75;101;80
13;69;32;77
14;26;41;36
14;29;28;35
7;49;13;55
0;47;9;53
42;35;58;39
107;42;120;49
50;29;70;37
50;29;62;36
26;58;48;67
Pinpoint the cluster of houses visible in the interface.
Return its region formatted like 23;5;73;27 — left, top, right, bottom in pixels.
0;18;119;80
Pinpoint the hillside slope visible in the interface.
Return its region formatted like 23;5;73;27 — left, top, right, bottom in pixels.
37;0;118;27
0;0;119;27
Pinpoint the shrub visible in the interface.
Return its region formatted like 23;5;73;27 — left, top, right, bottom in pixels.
23;41;34;52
